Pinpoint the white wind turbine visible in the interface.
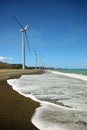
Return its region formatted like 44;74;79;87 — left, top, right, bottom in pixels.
33;48;38;69
13;16;30;70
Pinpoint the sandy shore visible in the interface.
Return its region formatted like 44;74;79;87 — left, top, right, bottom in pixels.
0;69;43;130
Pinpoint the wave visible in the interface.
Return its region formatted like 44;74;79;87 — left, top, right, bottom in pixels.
7;71;87;130
47;70;87;81
32;101;87;130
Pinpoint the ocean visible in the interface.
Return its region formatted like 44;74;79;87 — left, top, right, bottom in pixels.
56;69;87;76
7;69;87;130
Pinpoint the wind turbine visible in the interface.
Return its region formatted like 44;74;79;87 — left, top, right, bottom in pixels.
13;16;30;70
33;48;38;69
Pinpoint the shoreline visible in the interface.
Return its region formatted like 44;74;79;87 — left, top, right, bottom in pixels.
0;69;87;130
0;69;43;130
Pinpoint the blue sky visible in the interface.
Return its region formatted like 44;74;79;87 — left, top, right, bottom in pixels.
0;0;87;68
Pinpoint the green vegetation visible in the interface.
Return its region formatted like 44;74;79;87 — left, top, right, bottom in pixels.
0;62;22;69
0;62;55;70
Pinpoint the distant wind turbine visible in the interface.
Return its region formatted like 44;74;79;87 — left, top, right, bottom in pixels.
33;48;38;69
13;16;30;70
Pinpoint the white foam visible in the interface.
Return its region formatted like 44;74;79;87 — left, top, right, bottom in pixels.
47;70;87;81
7;71;87;110
7;79;39;103
7;71;87;130
32;101;87;130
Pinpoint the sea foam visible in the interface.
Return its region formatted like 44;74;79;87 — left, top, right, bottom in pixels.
48;70;87;81
7;70;87;130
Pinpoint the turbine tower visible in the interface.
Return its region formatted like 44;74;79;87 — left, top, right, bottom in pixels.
33;49;38;69
13;16;30;70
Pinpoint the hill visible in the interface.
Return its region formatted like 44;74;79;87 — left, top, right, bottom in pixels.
0;62;55;70
0;62;22;69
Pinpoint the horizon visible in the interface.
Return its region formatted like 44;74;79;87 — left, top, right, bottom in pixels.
0;0;87;69
0;61;87;70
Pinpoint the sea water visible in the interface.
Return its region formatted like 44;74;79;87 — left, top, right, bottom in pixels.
7;70;87;130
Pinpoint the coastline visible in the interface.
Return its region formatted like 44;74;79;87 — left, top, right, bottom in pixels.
0;69;43;130
1;69;87;130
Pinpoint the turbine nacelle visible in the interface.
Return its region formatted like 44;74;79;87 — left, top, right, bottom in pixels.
33;48;38;55
20;24;29;32
34;51;38;55
20;28;25;32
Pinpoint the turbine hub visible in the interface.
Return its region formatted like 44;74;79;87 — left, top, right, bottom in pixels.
20;28;25;32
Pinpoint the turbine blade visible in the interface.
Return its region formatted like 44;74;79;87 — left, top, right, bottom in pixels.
13;16;24;28
25;31;30;51
33;48;36;53
24;24;28;30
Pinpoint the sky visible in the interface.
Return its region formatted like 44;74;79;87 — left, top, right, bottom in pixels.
0;0;87;69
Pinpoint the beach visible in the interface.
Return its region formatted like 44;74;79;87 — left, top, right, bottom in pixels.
0;69;43;130
0;69;87;130
7;70;87;130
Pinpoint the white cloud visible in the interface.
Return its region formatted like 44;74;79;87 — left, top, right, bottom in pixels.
0;56;6;60
8;57;13;60
0;56;13;60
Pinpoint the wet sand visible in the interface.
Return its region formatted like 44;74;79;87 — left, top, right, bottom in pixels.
0;69;43;130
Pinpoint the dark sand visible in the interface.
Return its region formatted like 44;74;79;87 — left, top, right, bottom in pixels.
0;69;43;130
